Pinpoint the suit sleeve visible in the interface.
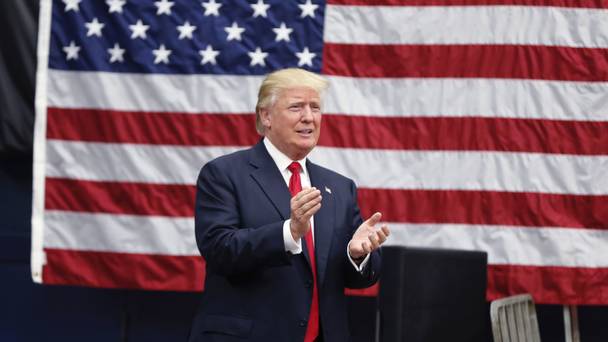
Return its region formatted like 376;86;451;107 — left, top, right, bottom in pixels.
195;161;291;277
343;180;382;288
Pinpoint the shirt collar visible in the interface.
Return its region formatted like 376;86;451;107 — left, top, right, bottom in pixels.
263;138;307;174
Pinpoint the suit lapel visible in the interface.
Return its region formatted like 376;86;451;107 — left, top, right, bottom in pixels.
248;141;335;281
307;160;335;287
248;141;291;220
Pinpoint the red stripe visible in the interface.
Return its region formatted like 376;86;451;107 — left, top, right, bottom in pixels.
327;0;608;7
43;248;205;291
358;189;608;230
347;265;608;304
488;264;608;304
47;108;608;155
46;107;259;146
323;44;608;82
41;249;608;303
322;115;608;155
45;178;195;217
44;176;608;230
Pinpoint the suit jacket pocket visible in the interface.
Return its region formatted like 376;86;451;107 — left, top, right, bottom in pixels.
201;314;253;337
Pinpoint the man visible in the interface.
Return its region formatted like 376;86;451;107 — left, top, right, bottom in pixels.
189;68;390;342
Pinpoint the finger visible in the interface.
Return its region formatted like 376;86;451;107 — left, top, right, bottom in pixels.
291;189;320;211
362;241;372;254
298;192;322;211
363;212;382;227
375;230;388;245
368;233;380;250
294;187;318;201
293;189;321;208
300;202;321;220
380;225;390;236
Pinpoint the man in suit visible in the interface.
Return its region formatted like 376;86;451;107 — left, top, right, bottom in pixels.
189;68;390;342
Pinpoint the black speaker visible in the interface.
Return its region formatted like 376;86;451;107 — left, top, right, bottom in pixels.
378;246;488;342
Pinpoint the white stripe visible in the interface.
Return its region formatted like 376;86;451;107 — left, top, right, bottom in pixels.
326;76;608;121
46;141;608;195
31;0;54;283
47;69;263;113
47;70;608;121
44;211;197;255
46;140;243;185
385;222;608;267
325;5;608;48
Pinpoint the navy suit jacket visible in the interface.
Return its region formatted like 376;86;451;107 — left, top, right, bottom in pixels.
189;141;381;342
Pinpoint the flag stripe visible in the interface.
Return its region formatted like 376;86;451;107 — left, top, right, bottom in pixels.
44;210;197;255
47;107;259;147
349;265;608;304
328;0;608;8
386;222;608;267
48;107;608;155
359;189;608;230
45;178;608;230
41;247;608;304
47;70;262;113
42;212;608;267
325;5;608;47
46;140;608;194
45;177;196;217
43;248;205;291
45;140;235;185
323;43;608;81
48;70;608;121
487;264;608;304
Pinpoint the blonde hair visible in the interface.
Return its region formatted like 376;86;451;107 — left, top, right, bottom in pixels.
255;68;329;135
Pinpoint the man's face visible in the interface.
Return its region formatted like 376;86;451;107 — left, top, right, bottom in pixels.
261;86;322;160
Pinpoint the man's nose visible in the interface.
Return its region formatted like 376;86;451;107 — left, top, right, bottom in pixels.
301;105;313;121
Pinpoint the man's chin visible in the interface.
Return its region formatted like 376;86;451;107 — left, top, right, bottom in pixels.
292;142;317;159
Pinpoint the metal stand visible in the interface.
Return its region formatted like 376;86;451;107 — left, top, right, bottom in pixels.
563;305;580;342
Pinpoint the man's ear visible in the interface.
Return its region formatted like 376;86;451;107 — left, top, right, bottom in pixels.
260;108;271;129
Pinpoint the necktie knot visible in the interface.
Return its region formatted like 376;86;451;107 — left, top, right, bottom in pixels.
288;161;301;174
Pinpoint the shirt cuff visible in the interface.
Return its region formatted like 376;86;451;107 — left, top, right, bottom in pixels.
283;219;302;254
347;242;371;273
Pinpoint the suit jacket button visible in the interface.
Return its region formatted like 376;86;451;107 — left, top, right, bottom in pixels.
299;320;307;327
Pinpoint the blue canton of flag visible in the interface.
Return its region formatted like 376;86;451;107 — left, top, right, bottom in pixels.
50;0;325;74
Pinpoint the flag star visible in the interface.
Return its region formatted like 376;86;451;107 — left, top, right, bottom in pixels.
248;47;268;67
177;21;197;40
250;0;270;18
129;20;149;39
85;18;105;37
296;47;316;67
201;0;222;16
154;0;174;15
63;41;80;60
199;45;220;65
107;43;125;63
224;22;245;41
152;44;172;64
106;0;126;13
63;0;81;12
298;0;318;18
273;22;293;42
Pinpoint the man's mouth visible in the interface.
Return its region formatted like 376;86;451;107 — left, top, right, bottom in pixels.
296;129;314;136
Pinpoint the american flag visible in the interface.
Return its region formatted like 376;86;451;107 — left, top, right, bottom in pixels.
32;0;608;304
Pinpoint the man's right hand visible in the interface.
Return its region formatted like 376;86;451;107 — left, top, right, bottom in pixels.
290;187;322;241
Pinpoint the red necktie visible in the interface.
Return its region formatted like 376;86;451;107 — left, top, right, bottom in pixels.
288;161;319;342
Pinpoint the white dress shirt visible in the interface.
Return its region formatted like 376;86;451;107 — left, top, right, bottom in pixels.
263;138;369;271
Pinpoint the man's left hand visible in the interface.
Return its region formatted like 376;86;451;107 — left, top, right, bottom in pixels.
348;212;390;260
